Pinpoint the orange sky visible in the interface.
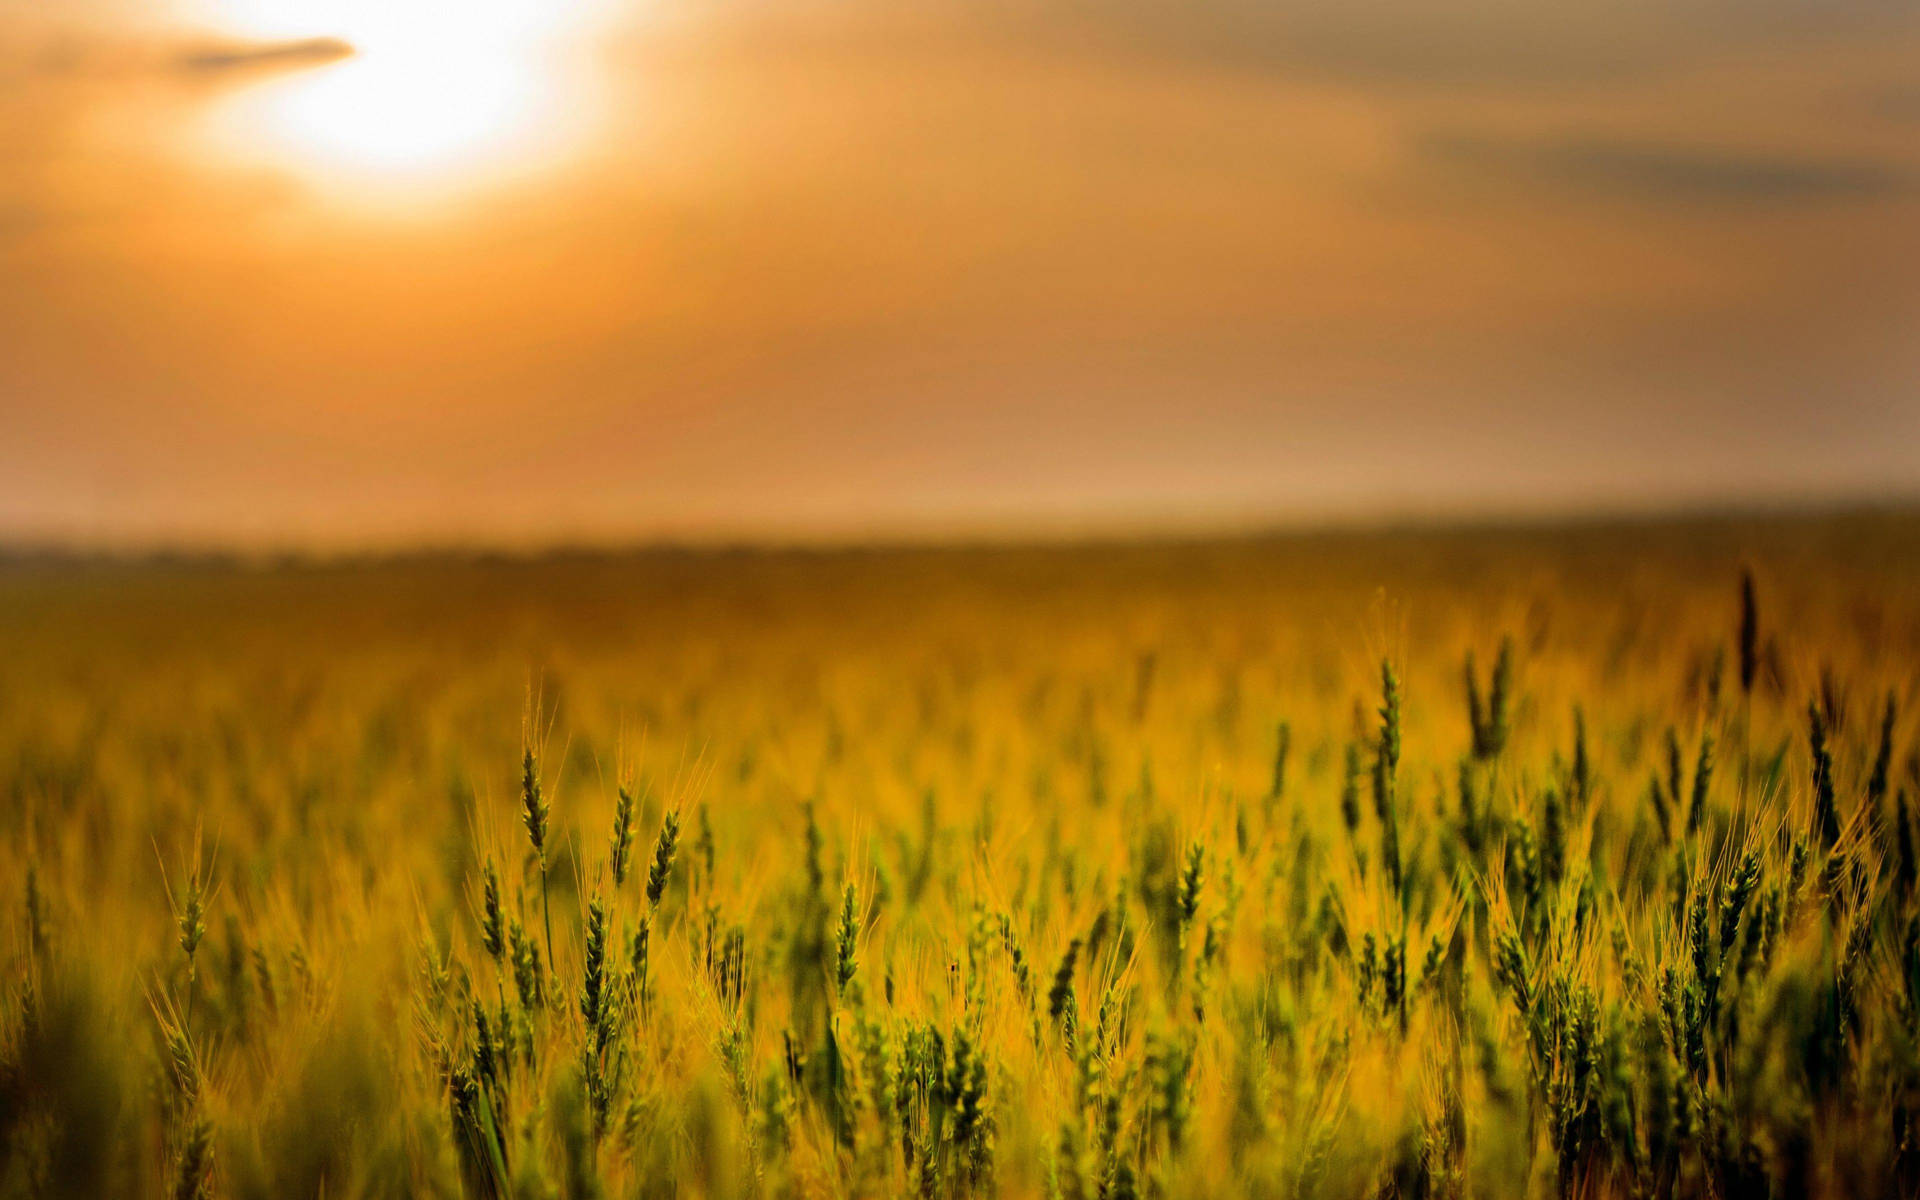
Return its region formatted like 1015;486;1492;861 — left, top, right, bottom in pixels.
1;0;1917;548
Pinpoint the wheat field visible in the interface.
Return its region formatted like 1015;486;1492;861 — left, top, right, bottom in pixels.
4;513;1920;1198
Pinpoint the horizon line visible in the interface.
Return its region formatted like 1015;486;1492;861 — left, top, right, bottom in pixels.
3;494;1917;568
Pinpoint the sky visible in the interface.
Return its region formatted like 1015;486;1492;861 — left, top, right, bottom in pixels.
1;0;1917;548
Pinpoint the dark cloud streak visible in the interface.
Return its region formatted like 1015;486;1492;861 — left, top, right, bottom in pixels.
1421;131;1915;205
173;37;354;75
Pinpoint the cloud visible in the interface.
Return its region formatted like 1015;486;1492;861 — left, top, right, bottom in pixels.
1421;131;1914;205
1868;86;1920;123
0;34;353;84
173;37;354;75
998;0;1920;96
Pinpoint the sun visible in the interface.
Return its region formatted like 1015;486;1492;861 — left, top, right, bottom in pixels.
255;45;546;176
197;0;609;204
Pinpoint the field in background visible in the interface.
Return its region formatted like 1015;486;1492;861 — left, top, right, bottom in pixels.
4;512;1920;1198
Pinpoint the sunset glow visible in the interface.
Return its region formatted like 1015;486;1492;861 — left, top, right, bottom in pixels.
1;0;1916;547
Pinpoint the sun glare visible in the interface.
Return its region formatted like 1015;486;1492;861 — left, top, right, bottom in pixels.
198;0;608;206
258;48;544;174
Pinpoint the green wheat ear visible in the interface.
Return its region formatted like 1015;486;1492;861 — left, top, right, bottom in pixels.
24;861;47;963
833;882;859;991
1378;660;1401;777
1810;701;1839;847
1687;733;1715;837
158;836;214;1033
1570;706;1590;806
1177;842;1205;931
1268;720;1291;801
1868;692;1897;806
517;721;556;974
1468;639;1514;760
628;914;652;1017
1340;742;1363;837
520;746;548;862
479;859;506;962
610;784;636;887
1048;937;1081;1027
1374;660;1403;897
646;808;681;909
171;1116;213;1200
1739;569;1759;695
